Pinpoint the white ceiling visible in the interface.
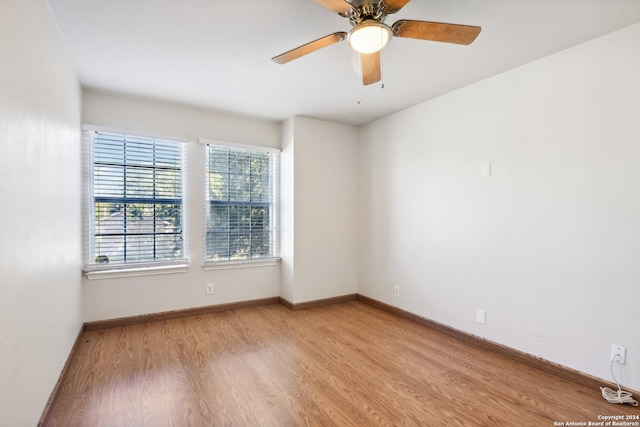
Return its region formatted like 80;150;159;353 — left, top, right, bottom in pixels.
47;0;640;126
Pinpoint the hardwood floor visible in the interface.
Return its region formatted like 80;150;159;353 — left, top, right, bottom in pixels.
44;301;639;426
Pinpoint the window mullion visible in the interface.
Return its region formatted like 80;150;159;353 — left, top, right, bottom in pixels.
227;150;231;259
153;142;157;261
248;153;254;257
123;137;128;262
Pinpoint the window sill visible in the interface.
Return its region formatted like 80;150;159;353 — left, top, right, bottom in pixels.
202;258;280;271
84;263;189;280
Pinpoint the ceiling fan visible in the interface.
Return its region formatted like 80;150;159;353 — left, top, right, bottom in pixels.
272;0;481;86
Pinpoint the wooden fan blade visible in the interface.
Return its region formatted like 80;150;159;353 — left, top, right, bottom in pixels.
313;0;352;15
361;51;381;86
272;32;347;64
392;20;481;45
382;0;411;14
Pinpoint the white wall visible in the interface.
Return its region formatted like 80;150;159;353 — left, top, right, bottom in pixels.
0;1;82;425
358;23;640;391
81;90;282;321
281;116;359;303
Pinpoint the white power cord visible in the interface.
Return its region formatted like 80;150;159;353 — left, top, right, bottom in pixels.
600;355;638;406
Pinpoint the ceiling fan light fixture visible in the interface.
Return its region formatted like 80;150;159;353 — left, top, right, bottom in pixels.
348;21;392;54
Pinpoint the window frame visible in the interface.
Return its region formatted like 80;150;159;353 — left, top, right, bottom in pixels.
200;138;280;268
82;126;189;279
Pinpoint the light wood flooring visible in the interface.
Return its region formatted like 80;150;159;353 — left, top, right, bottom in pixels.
44;301;639;426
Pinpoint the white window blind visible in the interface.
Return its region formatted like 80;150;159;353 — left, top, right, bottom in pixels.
83;130;185;269
204;143;279;264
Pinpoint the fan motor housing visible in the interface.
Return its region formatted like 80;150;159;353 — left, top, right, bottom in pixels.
347;1;387;25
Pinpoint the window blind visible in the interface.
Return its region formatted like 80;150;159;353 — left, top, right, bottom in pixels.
83;130;185;268
204;143;279;263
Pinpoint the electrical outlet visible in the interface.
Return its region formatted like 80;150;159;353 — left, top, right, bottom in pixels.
394;286;400;297
611;344;626;364
206;283;214;295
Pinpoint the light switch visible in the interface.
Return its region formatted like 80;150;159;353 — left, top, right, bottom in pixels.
481;162;491;177
476;308;486;325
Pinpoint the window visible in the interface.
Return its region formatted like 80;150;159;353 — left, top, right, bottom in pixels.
83;130;185;270
204;143;279;264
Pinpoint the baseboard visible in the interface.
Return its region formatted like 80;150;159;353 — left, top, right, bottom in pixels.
37;325;85;427
356;294;638;395
83;294;357;331
279;294;358;311
84;297;280;331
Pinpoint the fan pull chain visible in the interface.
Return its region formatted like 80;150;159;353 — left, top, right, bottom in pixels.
355;46;385;104
380;42;385;89
356;52;363;104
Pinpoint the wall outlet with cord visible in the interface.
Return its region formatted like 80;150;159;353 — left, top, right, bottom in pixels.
611;344;626;364
600;344;637;406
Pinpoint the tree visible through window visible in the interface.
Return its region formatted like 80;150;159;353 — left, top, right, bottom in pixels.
87;131;183;266
205;144;278;262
